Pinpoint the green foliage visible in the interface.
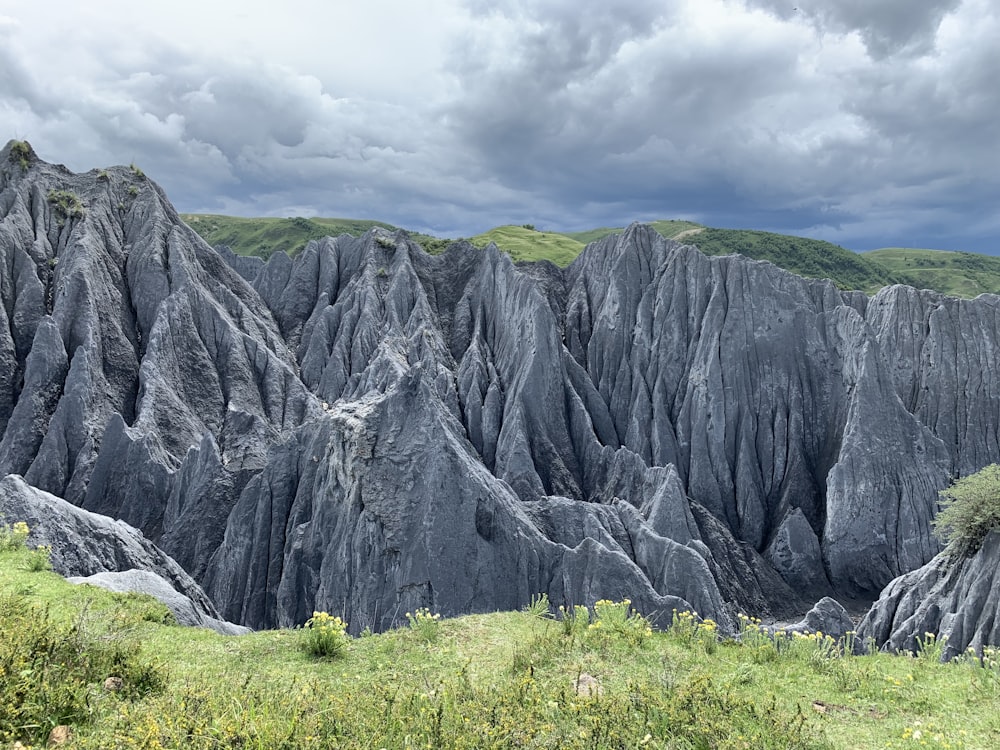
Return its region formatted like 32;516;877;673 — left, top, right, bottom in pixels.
9;140;31;170
589;599;653;647
933;463;1000;556
46;189;86;225
24;543;52;572
522;592;551;619
302;611;350;658
691;228;904;292
471;225;585;266
181;214;403;260
406;607;442;643
129;163;144;178
557;603;591;638
0;521;29;552
916;632;947;663
865;247;1000;298
0;593;166;747
1;542;996;750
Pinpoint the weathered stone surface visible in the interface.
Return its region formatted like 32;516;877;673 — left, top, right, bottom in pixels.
0;474;217;618
781;596;856;643
858;531;1000;659
4;141;1000;640
766;507;831;595
68;569;250;635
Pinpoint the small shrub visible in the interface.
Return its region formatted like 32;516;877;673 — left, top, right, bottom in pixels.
375;234;396;249
668;609;718;653
97;170;109;181
9;140;31;170
303;611;350;658
522;593;551;619
916;631;946;662
590;598;653;647
46;189;86;225
129;163;144;177
0;521;29;552
557;604;590;638
406;607;441;643
934;464;1000;556
127;185;139;197
24;544;52;571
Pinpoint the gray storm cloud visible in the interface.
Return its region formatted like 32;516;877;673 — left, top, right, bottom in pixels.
0;0;996;251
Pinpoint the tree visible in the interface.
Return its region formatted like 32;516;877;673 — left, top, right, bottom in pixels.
933;464;1000;557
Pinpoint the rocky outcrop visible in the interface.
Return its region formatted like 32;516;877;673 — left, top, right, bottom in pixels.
858;531;1000;659
4;140;1000;640
0;474;220;620
68;570;250;635
781;596;856;643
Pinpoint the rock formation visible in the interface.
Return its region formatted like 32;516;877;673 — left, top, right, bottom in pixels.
3;139;1000;638
858;531;1000;658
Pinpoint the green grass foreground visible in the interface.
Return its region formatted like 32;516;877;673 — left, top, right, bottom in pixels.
3;545;999;749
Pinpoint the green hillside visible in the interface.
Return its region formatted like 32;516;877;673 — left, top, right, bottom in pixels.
864;247;1000;298
2;535;998;749
181;214;449;259
183;213;1000;298
689;229;906;293
563;220;703;245
470;225;586;266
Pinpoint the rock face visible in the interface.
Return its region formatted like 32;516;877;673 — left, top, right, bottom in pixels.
68;570;250;635
0;474;222;622
3;140;1000;637
858;531;1000;658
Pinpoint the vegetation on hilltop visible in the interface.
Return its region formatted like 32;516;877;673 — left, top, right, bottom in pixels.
181;214;448;260
690;229;907;293
470;225;585;266
2;524;1000;749
865;248;1000;298
185;212;1000;298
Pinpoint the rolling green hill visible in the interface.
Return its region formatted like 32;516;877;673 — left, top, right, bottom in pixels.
181;214;448;259
688;229;907;293
469;225;586;266
864;247;1000;298
182;213;999;298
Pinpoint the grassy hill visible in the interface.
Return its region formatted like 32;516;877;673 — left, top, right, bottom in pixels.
688;229;907;294
864;247;1000;298
469;225;586;266
183;213;1000;298
181;214;448;259
2;531;998;749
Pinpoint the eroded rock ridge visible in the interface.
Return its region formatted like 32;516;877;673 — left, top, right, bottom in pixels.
3;141;999;638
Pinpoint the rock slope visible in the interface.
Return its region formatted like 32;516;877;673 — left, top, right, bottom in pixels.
858;531;1000;658
3;140;1000;636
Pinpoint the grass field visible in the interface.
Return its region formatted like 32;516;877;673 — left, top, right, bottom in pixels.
3;533;999;749
469;225;586;266
864;248;1000;298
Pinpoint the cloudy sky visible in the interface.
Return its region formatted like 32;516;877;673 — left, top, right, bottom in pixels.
1;0;997;252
